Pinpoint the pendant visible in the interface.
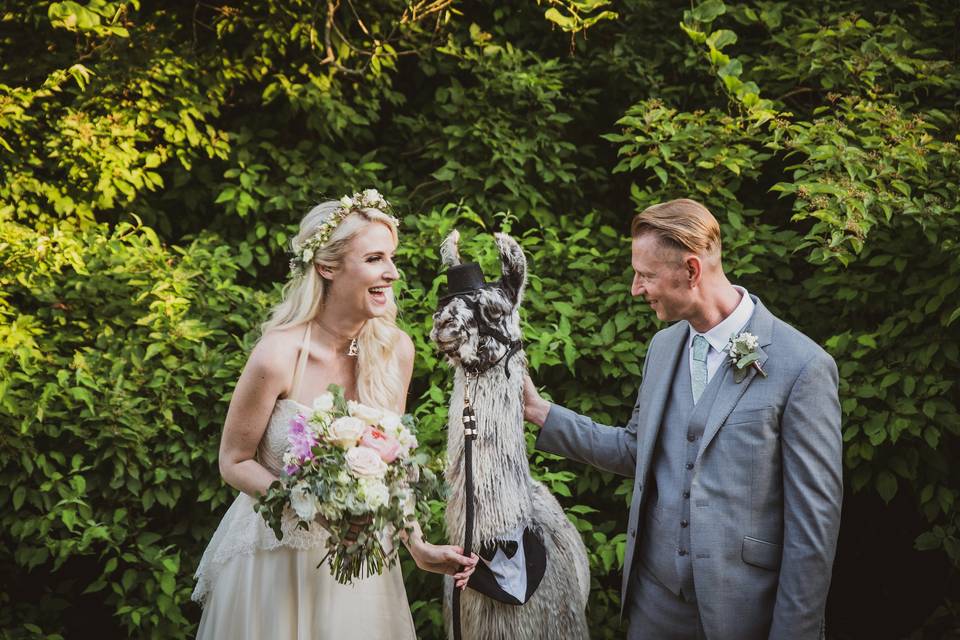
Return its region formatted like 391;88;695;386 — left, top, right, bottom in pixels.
347;338;359;357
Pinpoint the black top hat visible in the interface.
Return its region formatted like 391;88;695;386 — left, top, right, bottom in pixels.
440;263;486;301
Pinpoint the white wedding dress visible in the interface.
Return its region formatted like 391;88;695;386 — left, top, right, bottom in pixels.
192;324;417;639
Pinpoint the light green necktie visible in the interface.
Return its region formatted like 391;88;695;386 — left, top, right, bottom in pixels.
691;334;709;404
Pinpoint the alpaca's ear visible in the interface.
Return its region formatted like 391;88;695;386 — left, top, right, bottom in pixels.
440;230;462;268
495;232;526;306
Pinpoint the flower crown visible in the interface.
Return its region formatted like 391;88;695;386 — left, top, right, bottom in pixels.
289;189;398;278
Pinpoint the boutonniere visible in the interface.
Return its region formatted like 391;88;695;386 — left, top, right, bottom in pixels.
727;331;768;383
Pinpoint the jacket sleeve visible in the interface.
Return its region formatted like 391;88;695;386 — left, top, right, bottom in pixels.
769;351;843;640
533;335;656;478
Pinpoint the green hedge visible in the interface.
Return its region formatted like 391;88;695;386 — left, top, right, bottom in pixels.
2;0;958;638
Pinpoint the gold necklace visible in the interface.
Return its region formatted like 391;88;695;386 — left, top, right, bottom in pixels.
314;319;360;358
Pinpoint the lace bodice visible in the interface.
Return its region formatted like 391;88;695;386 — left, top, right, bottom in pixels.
257;398;308;474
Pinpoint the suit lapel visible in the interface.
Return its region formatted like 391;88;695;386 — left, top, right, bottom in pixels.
696;297;774;462
636;321;688;475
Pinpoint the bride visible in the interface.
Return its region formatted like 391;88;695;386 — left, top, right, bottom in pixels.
192;191;476;639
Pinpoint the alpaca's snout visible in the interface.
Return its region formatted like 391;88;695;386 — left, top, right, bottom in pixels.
432;321;469;354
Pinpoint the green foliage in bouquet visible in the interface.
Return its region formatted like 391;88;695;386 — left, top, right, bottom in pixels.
2;0;959;638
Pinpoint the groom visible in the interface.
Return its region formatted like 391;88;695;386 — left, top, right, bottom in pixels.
523;199;842;639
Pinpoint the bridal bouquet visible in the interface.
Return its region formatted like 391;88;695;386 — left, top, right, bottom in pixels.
254;384;433;584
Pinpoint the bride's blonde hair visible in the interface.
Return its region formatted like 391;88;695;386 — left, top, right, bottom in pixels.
261;201;405;412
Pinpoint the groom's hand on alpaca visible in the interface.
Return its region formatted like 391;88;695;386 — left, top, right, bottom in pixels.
522;374;550;428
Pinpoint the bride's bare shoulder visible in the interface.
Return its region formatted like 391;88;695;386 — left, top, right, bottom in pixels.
247;325;305;377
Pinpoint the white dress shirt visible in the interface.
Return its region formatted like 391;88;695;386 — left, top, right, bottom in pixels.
687;286;755;394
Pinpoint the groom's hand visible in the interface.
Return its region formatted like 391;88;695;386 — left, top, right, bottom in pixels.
522;374;550;428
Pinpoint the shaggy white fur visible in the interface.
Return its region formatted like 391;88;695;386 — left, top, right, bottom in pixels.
433;232;591;640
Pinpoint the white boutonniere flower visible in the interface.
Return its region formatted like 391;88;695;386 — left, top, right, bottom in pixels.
727;331;767;383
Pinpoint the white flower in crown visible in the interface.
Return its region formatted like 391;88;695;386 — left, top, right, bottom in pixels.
288;189;399;278
727;331;767;383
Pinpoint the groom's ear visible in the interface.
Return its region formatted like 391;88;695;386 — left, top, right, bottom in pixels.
684;255;702;288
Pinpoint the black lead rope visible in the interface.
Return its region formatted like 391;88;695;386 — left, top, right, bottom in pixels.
453;378;478;640
446;290;519;639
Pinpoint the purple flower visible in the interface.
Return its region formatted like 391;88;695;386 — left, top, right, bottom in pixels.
288;414;318;462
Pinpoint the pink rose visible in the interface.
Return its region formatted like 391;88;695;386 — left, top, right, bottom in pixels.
359;426;402;464
345;446;388;478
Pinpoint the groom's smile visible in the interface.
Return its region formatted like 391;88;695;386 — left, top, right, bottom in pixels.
631;234;692;323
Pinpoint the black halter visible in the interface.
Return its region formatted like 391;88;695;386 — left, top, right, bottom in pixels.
446;289;523;378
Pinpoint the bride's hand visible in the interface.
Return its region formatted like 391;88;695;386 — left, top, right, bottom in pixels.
409;541;478;590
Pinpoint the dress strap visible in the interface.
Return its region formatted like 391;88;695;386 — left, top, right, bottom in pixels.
289;322;312;401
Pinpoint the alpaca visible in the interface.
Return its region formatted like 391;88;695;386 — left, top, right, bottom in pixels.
430;230;591;640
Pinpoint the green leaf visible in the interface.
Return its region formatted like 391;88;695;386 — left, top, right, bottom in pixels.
543;8;575;30
553;301;576;316
945;307;960;327
707;29;738;50
875;471;898;503
878;373;898;388
691;0;727;23
915;531;941;551
653;166;668;184
13;486;26;510
736;352;761;368
159;574;176;596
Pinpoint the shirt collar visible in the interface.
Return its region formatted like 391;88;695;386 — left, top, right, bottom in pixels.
688;285;755;354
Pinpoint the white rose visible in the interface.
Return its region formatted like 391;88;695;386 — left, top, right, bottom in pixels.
312;392;335;418
396;429;418;457
339;195;353;207
302;248;314;263
289;482;319;521
328;416;365;449
362;189;380;206
379;412;403;437
348;400;383;426
360;478;390;510
345;446;388;478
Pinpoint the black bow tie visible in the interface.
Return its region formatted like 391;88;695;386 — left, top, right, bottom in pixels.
479;539;519;562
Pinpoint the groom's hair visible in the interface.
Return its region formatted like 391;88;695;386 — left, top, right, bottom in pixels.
631;198;722;259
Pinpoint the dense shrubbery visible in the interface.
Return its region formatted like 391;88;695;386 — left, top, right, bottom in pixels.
1;1;958;638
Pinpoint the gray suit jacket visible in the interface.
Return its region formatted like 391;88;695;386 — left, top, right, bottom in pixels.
536;298;842;640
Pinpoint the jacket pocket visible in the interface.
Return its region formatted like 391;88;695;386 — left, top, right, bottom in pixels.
725;406;776;426
742;536;782;571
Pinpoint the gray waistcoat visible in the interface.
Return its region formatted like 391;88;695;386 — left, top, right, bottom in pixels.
637;344;725;598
